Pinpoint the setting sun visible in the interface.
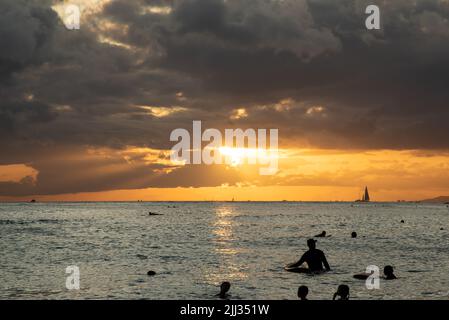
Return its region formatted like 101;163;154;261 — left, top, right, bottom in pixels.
219;147;256;167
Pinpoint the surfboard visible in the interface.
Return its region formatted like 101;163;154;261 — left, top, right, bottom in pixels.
284;267;310;274
353;273;370;280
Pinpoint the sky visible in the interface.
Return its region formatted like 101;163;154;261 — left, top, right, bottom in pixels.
1;0;449;201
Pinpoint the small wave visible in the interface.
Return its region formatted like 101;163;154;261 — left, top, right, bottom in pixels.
0;219;63;226
35;219;62;224
0;220;28;225
5;288;63;298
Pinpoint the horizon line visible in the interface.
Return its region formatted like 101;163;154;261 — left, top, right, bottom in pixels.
0;200;431;204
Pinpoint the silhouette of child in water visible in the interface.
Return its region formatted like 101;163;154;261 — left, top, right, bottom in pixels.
217;282;231;299
298;285;309;300
383;265;397;280
333;284;350;300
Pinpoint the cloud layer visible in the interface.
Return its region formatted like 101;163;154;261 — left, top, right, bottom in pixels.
1;0;449;196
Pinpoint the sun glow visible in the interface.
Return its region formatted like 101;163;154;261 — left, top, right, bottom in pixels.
218;147;278;167
218;147;243;166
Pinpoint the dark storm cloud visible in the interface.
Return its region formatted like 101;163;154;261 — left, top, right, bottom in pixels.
0;0;57;81
98;0;449;149
1;0;449;195
0;99;57;136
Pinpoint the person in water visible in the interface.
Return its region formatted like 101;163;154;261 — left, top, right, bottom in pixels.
383;265;397;280
288;239;331;273
217;281;231;299
351;231;357;238
333;285;349;300
297;285;309;300
314;231;327;237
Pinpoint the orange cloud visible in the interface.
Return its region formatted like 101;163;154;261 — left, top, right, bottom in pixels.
0;164;38;183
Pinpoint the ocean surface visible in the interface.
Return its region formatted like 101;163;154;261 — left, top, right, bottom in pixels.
1;202;449;300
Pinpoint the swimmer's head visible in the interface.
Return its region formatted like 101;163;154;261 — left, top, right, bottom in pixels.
351;232;357;238
307;238;316;249
220;281;231;294
335;284;350;300
384;265;394;276
298;285;309;300
322;231;326;236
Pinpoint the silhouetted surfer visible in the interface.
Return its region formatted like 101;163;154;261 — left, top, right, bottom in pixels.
314;231;327;237
286;239;331;273
354;265;397;280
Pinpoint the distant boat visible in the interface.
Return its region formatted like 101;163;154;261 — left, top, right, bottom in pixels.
355;186;370;202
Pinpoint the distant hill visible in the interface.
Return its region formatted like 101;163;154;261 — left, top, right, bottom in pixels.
420;196;449;203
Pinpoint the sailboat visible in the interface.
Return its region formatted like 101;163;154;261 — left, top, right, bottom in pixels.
355;186;370;202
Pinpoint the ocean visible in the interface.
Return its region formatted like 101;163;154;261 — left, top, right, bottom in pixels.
1;202;448;300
